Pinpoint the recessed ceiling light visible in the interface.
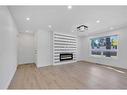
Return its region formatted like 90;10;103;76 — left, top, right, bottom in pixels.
25;30;29;32
48;25;52;28
26;17;30;21
67;5;72;10
110;27;114;30
96;20;100;23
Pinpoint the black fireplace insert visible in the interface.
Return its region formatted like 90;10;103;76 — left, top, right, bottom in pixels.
60;53;73;61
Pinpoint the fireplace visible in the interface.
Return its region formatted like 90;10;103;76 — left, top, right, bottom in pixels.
60;53;73;61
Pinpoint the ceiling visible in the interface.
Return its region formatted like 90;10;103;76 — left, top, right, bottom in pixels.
8;6;127;36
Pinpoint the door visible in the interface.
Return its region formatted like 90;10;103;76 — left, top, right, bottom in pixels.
18;32;34;64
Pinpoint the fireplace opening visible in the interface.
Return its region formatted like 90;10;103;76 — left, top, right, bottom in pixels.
60;53;73;61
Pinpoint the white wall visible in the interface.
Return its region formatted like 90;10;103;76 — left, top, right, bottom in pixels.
18;32;34;64
0;7;18;89
35;30;52;67
80;27;127;69
77;37;85;61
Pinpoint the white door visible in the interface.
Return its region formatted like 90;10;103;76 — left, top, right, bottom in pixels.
36;30;52;67
18;32;34;64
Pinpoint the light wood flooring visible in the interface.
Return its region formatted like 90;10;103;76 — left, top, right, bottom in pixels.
8;61;127;89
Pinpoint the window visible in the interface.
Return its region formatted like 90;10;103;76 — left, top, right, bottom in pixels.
91;35;118;57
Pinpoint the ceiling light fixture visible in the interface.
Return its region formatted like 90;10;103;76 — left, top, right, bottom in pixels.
25;30;29;32
77;25;88;32
67;5;72;10
110;27;114;30
48;25;52;28
96;20;100;23
26;17;30;21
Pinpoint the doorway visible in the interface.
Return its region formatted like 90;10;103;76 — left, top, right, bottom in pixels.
18;32;35;64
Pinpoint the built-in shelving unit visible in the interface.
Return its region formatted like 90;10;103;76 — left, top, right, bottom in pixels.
53;32;77;65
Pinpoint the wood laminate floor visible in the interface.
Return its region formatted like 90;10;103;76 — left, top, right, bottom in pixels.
8;62;127;89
